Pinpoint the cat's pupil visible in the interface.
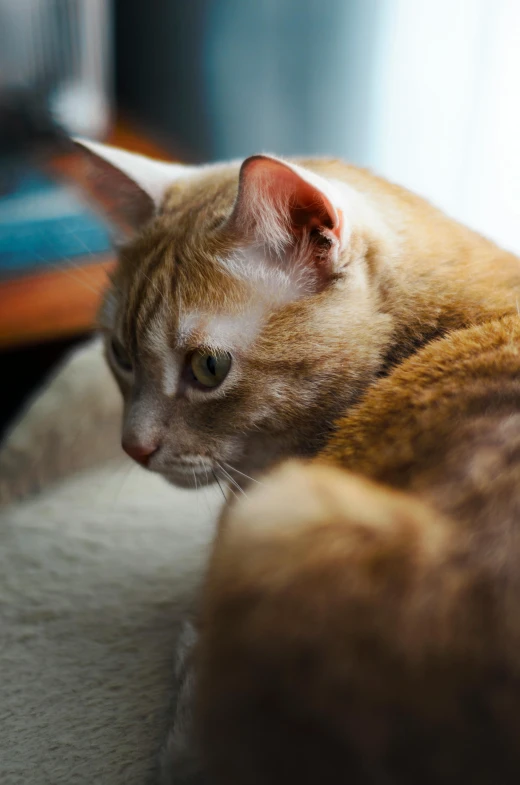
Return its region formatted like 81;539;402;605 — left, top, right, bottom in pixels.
206;356;217;376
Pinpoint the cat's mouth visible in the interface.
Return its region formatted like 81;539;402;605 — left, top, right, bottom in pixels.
160;458;218;490
159;456;250;494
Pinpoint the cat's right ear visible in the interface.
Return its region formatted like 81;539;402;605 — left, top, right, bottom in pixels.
229;154;350;288
69;139;194;236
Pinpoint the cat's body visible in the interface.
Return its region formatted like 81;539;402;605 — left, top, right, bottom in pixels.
199;315;520;785
72;140;520;784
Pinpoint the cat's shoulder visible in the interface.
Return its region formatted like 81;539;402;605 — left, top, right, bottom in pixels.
323;314;520;478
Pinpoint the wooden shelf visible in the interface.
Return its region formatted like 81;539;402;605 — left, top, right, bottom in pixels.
0;256;115;350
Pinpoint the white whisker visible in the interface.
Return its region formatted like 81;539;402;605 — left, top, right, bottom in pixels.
64;228;100;259
111;461;136;509
200;462;214;514
212;470;227;501
216;461;248;498
31;251;107;297
220;475;239;501
223;461;264;486
61;231;125;297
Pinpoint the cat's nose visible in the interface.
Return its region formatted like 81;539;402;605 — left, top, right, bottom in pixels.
122;439;159;467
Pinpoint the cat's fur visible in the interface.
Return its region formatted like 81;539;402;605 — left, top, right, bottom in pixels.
73;140;520;784
199;315;520;785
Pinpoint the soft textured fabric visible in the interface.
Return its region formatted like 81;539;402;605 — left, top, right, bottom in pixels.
0;340;221;784
0;338;123;507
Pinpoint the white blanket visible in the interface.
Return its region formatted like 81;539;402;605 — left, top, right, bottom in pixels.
0;340;221;785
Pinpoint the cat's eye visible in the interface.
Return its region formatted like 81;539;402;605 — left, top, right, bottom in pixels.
110;337;133;373
190;351;231;388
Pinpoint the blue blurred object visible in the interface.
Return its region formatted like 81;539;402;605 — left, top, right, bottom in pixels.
0;170;112;277
115;0;379;163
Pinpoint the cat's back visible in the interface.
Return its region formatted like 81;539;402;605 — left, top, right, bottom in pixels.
324;314;520;554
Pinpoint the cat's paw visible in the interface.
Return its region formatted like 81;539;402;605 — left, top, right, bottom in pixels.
197;460;460;785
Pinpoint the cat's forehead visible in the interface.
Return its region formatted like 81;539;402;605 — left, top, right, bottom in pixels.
115;210;255;355
121;170;239;260
161;164;240;219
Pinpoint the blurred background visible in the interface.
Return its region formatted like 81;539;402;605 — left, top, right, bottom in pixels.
0;0;519;433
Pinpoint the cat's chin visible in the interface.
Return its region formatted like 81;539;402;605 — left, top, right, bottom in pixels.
161;468;214;490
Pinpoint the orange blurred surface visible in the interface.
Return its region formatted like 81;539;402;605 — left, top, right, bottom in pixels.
0;258;114;349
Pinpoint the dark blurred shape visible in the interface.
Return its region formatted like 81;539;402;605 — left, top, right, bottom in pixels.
0;87;77;210
0;333;89;441
0;88;71;169
115;0;213;162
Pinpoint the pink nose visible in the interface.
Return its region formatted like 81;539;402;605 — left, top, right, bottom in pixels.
122;439;159;467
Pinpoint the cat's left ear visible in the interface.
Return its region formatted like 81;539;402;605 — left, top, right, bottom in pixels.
68;139;195;236
230;154;347;282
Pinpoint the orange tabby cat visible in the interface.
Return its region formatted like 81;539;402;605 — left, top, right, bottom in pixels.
72;140;520;783
73;140;520;489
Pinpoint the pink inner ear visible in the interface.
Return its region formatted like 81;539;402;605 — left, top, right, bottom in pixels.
239;156;341;240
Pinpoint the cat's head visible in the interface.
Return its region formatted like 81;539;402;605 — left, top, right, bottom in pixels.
75;140;393;488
